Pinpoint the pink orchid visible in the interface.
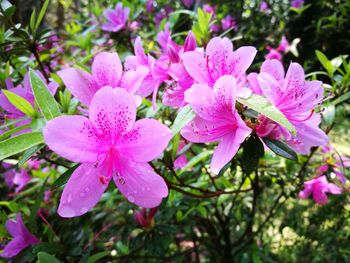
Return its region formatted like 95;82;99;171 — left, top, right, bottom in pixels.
247;59;328;154
181;76;252;174
101;3;130;32
299;176;342;204
0;214;40;258
181;37;257;93
43;87;172;217
221;15;238;31
58;51;149;107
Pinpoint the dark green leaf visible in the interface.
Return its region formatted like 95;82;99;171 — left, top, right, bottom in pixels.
86;251;110;263
18;144;45;166
242;135;265;175
37;252;61;263
35;0;50;31
263;138;298;160
51;164;80;189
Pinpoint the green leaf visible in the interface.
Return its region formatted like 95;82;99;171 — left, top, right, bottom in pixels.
0;117;29;129
242;135;265;175
37;252;60;263
262;138;297;160
171;105;196;136
237;94;296;136
329;91;350;106
86;251;110;263
30;69;60;120
18;144;45;166
0;124;31;141
322;104;335;127
0;132;44;161
30;9;36;31
35;0;50;31
2;90;36;117
51;164;80;189
179;151;211;175
316;50;334;76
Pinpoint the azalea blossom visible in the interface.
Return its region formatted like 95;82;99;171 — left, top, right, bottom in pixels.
181;37;256;94
277;35;290;53
0;214;40;258
181;76;252;174
316;145;350;184
299;176;342;204
221;15;237;31
163;31;197;108
265;46;282;61
101;3;130;32
248;59;328;153
58;51;149;106
44;86;172;217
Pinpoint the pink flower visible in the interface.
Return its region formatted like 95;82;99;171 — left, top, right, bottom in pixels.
260;1;269;12
0;214;40;258
210;23;220;33
163;32;197;108
101;3;130;32
248;59;328;154
13;169;31;193
43;87;172;217
58;51;149;106
181;0;193;8
265;46;282;61
125;37;168;108
291;0;304;9
181;76;252;174
203;4;215;14
182;37;257;89
146;0;154;13
174;141;188;169
134;207;158;228
299;176;342;204
221;15;237;31
277;35;290;53
316;145;350;184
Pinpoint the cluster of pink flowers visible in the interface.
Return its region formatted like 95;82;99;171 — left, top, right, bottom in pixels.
299;146;349;204
40;22;330;217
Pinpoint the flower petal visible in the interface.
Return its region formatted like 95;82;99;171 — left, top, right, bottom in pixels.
58;163;109;218
57;68;95;106
44;115;102;163
257;72;279;105
92;52;123;88
229;46;257;77
0;237;29;258
181;116;233;143
89;87;136;137
261;59;285;82
213;75;237;110
210;112;251;174
182;51;209;84
283;62;305;91
118;119;172;162
119;66;149;94
114;158;168;208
